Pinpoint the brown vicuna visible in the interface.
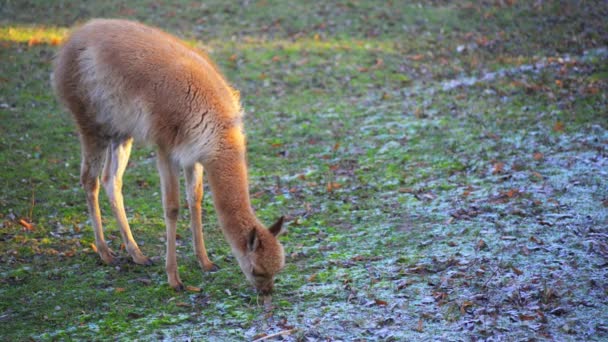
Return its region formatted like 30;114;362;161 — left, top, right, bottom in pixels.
52;19;285;294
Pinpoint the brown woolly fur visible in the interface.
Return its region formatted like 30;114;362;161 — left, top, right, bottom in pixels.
52;19;285;294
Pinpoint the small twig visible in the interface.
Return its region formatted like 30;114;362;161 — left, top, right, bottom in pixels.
252;329;296;342
482;262;502;288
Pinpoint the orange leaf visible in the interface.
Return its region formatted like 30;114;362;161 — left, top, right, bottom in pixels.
18;219;33;231
50;37;62;46
492;162;505;174
326;182;341;192
375;299;388;306
506;189;519;198
511;266;523;275
90;243;98;253
460;300;473;314
415;319;423;332
409;54;424;61
553;121;564;132
185;285;201;292
27;37;42;47
533;152;544;161
115;287;126;293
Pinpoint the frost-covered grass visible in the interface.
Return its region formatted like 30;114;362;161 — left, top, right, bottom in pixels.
1;1;607;340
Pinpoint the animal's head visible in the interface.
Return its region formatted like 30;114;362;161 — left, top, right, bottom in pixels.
236;216;285;294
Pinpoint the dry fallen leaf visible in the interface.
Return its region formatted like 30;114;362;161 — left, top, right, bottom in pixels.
18;219;33;231
460;300;473;314
553;121;564;132
375;299;388;306
186;285;201;292
511;266;523;276
492;162;505;174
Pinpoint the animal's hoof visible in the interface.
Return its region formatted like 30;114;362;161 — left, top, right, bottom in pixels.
99;248;117;264
203;263;220;272
133;255;153;266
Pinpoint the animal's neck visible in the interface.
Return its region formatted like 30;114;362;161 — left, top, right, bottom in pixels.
206;148;258;242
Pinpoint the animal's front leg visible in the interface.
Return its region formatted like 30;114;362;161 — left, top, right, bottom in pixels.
157;149;183;291
184;162;218;272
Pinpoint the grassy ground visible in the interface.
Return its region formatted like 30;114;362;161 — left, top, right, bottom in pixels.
1;0;607;340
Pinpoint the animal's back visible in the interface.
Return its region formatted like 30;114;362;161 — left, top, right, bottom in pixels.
53;19;241;160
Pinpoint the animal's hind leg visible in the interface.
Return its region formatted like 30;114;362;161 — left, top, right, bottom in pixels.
102;137;151;265
80;137;116;264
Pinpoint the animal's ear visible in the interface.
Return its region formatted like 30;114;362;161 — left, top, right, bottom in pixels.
268;216;285;237
247;228;259;252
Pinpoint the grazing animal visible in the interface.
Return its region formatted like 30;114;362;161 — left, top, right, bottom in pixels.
52;19;285;294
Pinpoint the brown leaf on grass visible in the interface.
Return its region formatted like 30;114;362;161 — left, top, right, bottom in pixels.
307;273;317;282
375;299;388;306
533;152;544;161
115;287;126;293
176;302;191;307
460;300;474;314
27;37;42;47
553;121;564;132
519;314;536;321
585;85;600;95
511;266;523;275
530;236;544;245
50;37;62;46
476;239;487;250
492;162;505;174
326;182;341;192
415;319;423;332
18;219;33;231
409;54;424;61
186;285;201;292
